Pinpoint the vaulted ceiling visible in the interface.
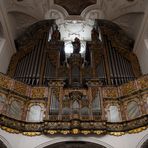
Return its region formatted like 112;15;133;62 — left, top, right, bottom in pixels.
1;0;147;41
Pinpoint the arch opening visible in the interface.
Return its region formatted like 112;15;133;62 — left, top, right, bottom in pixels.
43;141;106;148
35;137;114;148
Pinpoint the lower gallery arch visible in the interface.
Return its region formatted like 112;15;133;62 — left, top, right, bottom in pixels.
136;134;148;148
0;135;12;148
35;137;114;148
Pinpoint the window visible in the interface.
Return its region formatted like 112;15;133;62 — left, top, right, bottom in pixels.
27;105;43;122
9;100;22;120
107;105;121;122
127;101;140;120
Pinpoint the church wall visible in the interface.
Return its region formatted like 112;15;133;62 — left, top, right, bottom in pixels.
0;0;16;74
135;40;148;74
134;5;148;74
0;128;148;148
0;39;13;73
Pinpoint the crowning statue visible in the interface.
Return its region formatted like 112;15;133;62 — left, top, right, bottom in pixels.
72;37;81;54
51;25;61;41
91;27;99;41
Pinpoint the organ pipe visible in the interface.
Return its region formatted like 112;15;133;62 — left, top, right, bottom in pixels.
12;20;138;87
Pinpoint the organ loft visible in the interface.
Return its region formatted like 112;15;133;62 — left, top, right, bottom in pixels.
0;19;147;136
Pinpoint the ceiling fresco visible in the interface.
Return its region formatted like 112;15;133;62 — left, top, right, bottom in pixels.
54;0;97;15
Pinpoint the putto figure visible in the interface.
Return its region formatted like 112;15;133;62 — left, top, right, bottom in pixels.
72;37;81;54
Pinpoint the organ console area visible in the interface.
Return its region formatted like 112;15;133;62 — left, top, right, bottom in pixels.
0;19;147;136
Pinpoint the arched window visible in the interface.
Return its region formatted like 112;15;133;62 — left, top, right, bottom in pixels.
27;105;44;122
127;101;140;120
0;94;6;112
8;100;22;120
107;105;121;122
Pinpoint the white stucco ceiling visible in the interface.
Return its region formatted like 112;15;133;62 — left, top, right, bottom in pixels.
3;0;148;41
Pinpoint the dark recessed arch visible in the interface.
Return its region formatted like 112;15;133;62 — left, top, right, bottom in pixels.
43;141;106;148
141;139;148;148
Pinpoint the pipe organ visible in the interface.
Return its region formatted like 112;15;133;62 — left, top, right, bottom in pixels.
1;19;146;136
8;19;141;87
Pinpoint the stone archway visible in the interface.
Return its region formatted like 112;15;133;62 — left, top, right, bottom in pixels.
43;141;106;148
136;134;148;148
0;135;12;148
141;139;148;148
35;137;114;148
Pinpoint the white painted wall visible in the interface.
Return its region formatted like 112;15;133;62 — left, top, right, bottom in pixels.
135;39;148;74
7;12;18;40
0;128;148;148
134;5;148;74
0;0;16;74
0;39;13;73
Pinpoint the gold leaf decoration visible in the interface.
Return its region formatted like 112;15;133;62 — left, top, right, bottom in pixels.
14;81;28;96
121;81;137;95
0;74;11;89
23;132;41;136
31;87;47;98
103;87;118;98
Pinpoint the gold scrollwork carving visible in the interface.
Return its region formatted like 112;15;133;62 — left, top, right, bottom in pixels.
14;81;28;96
72;129;79;134
128;126;147;134
103;87;118;98
94;130;105;135
61;130;70;135
121;81;137;95
0;74;11;89
81;130;91;135
31;87;47;98
109;132;125;136
1;126;20;134
45;130;58;135
23;132;41;136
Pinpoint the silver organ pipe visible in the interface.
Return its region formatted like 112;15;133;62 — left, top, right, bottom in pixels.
13;20;137;87
96;34;136;86
30;44;38;85
24;54;29;83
